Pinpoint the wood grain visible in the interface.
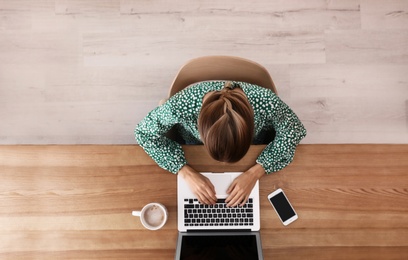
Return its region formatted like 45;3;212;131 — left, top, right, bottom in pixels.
1;0;407;144
0;144;407;259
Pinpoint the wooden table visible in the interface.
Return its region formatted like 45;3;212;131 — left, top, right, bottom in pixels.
1;145;407;259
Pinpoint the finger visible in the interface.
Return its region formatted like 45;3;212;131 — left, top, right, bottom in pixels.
204;193;217;205
196;193;209;205
228;198;241;207
208;186;217;202
225;188;237;204
227;193;245;207
196;187;215;205
208;181;216;195
239;195;250;207
194;179;216;205
226;182;236;194
200;194;214;205
205;181;217;204
198;188;214;204
199;190;216;205
226;189;242;206
226;182;242;204
226;181;238;198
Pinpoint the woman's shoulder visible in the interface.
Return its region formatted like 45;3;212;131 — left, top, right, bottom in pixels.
239;82;279;109
175;81;224;96
168;81;224;104
166;81;224;115
240;82;276;97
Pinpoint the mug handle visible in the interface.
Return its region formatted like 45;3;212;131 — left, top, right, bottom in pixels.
132;211;141;217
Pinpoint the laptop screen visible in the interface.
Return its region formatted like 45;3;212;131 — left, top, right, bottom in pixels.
178;233;261;260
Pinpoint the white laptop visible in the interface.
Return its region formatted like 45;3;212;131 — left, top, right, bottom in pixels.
175;172;263;260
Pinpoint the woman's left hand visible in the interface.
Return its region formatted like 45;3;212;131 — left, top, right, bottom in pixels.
225;164;265;207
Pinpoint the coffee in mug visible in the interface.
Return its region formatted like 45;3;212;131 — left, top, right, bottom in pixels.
132;203;168;230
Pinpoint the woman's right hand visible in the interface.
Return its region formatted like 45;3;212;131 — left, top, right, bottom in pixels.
178;165;217;205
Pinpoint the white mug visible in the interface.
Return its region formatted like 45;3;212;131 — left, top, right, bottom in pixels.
132;203;168;230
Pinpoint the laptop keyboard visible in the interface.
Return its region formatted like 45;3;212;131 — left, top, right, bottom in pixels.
183;198;254;227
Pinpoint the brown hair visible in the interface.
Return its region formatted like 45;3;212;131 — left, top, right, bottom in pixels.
198;82;254;162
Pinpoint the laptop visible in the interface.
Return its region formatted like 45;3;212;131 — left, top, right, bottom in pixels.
175;172;263;260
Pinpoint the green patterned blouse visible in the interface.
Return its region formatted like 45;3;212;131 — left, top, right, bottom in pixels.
135;81;306;174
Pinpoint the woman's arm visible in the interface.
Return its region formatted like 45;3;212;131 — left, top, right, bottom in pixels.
256;94;307;174
135;102;187;174
136;98;218;205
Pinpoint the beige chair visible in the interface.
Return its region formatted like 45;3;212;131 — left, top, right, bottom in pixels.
167;55;277;98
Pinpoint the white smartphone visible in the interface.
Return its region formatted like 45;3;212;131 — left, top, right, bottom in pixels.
267;188;298;226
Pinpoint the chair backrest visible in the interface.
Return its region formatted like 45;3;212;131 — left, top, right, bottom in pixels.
168;56;277;97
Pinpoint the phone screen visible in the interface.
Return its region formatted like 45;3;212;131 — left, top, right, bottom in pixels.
269;191;296;222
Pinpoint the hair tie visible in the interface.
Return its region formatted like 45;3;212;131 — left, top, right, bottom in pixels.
224;81;240;90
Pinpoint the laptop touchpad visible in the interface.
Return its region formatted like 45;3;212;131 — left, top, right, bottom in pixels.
210;174;232;197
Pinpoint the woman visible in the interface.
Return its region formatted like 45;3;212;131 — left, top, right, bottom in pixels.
135;81;306;207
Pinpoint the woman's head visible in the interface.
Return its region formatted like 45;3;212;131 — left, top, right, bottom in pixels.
198;82;254;162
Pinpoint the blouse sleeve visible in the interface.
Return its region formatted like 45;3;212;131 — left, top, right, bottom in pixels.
256;94;307;174
135;102;187;174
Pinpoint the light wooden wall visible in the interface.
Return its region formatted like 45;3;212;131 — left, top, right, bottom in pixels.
1;0;407;144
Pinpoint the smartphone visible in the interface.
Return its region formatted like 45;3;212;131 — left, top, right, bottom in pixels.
267;188;298;226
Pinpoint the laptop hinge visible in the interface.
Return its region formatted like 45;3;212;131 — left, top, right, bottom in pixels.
186;229;252;233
